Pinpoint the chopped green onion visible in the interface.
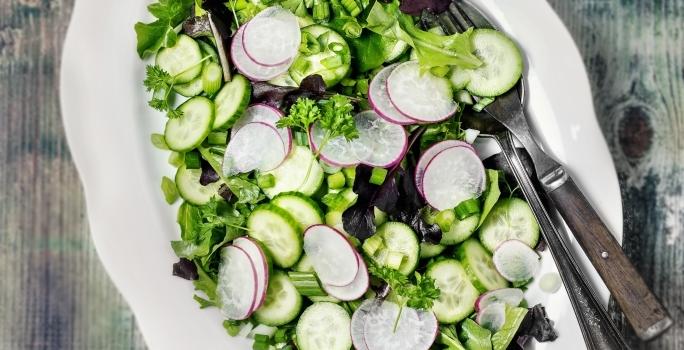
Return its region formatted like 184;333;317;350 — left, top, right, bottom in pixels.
435;209;456;232
161;176;179;204
223;320;244;337
362;234;384;257
290;57;312;73
328;42;345;53
384;251;406;270
288;271;327;296
202;61;223;95
454;198;481;220
300;31;322;55
257;174;275;189
207;131;228;145
373;207;387;226
184;150;201;169
473;97;495;112
340;0;361;16
319;160;342;174
252;340;269;350
322;188;357;210
150;133;169;150
340;78;356;87
355;78;369;96
327;172;346;189
320;54;343;69
253;334;270;343
312;0;330;22
369;167;388;185
273;328;289;344
329;0;347;17
341;20;362;38
343;166;356;186
456;90;474;105
294;131;308;146
168;151;184;168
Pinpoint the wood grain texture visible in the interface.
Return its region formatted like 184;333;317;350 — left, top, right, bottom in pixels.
0;0;681;349
0;0;146;349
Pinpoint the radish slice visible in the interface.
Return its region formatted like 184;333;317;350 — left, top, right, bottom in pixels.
368;64;417;125
231;26;291;81
422;146;486;210
216;246;258;320
493;240;541;283
242;7;301;67
362;301;438;350
350;111;408;168
233;237;270;312
223;122;286;176
232;104;292;153
475;288;524;312
309;123;360;167
303;225;359;287
415;141;475;198
386;61;458;123
322;252;369;301
351;300;378;350
476;302;507;332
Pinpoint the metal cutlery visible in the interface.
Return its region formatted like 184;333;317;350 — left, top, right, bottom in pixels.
441;0;672;342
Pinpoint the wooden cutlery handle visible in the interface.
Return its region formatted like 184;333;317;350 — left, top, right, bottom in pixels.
546;177;672;340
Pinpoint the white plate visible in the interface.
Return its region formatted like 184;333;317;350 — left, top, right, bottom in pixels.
60;1;623;349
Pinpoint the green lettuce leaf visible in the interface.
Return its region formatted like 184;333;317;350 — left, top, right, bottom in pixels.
478;169;502;227
135;0;194;58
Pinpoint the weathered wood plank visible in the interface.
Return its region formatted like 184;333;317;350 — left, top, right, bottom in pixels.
548;1;684;349
0;0;146;349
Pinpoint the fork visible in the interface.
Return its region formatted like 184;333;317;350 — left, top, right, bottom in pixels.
443;0;672;342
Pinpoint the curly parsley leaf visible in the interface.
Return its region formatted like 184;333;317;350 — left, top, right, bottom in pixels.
368;262;440;310
276;98;322;133
143;65;183;118
318;95;358;141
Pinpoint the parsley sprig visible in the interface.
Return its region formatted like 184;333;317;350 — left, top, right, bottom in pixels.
143;56;209;118
368;263;441;310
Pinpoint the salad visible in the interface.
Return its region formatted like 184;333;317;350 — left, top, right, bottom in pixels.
136;0;560;349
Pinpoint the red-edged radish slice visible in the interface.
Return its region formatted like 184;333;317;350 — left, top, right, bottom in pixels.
216;245;258;320
223;122;286;176
232;104;292;153
422;146;486;210
362;301;438;350
476;302;507;332
322;252;369;301
386;61;458;123
368;64;417;125
233;237;270;312
309;123;360;167
493;240;541;283
415;141;475;197
303;225;359;287
242;7;301;67
231;26;291;81
350;111;408;168
351;299;378;350
475;288;524;312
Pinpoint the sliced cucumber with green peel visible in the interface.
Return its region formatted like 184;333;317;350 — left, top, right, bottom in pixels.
419;242;446;259
296;303;352;350
440;214;480;245
173;76;204;97
289;25;351;87
479;198;540;252
293;254;315;273
253;271;303;326
272;192;324;231
213;74;251;130
175;165;223;205
247;205;302;268
426;259;479;323
262;146;324;198
457;238;509;292
155;34;203;84
449;67;471;90
465;29;524;97
368;222;419;275
164;96;214;152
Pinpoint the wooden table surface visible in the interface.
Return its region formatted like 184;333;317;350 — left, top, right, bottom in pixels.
0;0;682;349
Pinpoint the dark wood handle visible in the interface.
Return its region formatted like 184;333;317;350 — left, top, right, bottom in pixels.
547;178;672;340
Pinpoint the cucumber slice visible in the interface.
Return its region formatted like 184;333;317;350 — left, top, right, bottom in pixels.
272;192;324;231
419;242;446;259
253;271;303;326
174;165;223;205
466;29;524;97
479;198;540;252
213;74;251;130
173;76;204;97
440;214;480;245
308;295;341;303
369;222;419;275
426;259;479;323
262;146;324;198
449;67;471;90
155;34;203;84
457;238;509;292
293;254;315;273
289;25;351;87
164;96;214;152
247;204;302;268
296;303;352;350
